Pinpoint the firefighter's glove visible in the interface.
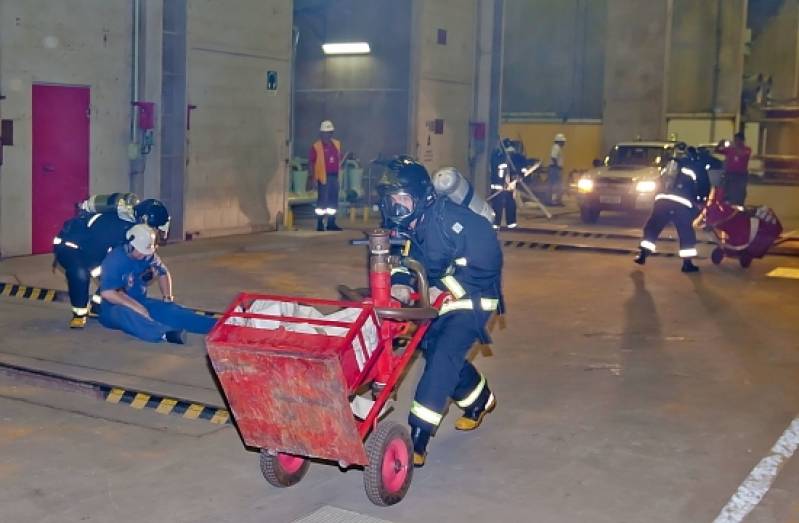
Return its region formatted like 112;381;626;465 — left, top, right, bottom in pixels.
391;284;414;306
428;286;444;304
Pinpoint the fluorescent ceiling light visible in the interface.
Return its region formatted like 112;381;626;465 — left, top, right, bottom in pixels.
322;42;371;55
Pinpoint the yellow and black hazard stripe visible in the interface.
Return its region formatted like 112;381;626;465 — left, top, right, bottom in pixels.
0;283;58;302
100;385;230;424
0;282;222;317
0;360;231;425
501;240;679;258
508;226;717;245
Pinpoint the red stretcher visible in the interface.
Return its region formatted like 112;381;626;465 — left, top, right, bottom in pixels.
206;231;439;506
702;187;783;268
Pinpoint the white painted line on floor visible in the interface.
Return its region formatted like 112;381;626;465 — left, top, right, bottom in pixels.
714;416;799;523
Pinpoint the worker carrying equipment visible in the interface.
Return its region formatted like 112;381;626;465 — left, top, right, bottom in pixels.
53;195;171;329
379;159;504;467
97;224;216;343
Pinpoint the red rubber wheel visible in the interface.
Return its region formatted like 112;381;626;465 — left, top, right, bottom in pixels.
739;253;753;268
711;247;724;265
363;421;413;506
260;450;309;488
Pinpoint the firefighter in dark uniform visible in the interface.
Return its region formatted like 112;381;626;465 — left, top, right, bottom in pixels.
379;160;503;467
53;198;170;328
490;139;541;230
634;144;710;272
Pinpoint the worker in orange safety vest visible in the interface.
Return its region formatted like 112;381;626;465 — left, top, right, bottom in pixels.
309;120;344;231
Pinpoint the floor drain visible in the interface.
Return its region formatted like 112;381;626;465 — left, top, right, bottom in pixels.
292;505;394;523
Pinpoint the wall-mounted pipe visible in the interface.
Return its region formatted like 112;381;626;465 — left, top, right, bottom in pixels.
131;0;141;144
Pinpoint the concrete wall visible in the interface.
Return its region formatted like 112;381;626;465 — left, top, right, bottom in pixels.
503;0;606;119
602;0;673;151
410;0;476;174
669;0;747;115
0;0;133;256
501;121;603;173
184;0;292;236
294;0;411;175
747;0;799;100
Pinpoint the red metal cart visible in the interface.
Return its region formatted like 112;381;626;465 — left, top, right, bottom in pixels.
702;187;783;268
206;231;438;506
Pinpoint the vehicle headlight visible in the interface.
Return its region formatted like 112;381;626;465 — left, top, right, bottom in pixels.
635;180;657;193
577;178;594;193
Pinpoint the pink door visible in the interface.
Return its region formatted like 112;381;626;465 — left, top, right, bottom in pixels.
31;84;90;254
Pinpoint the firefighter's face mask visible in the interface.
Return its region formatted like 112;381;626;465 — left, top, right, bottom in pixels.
381;191;416;228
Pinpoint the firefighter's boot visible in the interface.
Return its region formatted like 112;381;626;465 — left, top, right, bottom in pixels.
69;313;88;329
634;247;650;265
316;217;325;231
411;425;431;467
681;259;700;273
455;386;496;431
326;216;342;231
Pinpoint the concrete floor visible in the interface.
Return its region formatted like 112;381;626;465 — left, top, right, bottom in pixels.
1;208;799;523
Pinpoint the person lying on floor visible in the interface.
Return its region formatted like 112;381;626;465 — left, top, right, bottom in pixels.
98;224;217;344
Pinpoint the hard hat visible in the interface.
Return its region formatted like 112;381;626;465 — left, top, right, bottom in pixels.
554;133;566;143
134;199;171;238
378;156;435;229
320;120;335;132
126;224;157;255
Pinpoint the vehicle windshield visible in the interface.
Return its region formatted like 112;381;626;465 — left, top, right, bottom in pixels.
606;146;669;167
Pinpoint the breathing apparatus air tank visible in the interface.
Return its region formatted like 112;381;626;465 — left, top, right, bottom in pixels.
78;193;140;222
432;167;495;225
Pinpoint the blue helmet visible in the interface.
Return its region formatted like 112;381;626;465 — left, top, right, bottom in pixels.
134;199;171;238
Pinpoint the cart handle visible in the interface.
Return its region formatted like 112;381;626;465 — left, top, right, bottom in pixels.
375;306;438;321
376;257;438;320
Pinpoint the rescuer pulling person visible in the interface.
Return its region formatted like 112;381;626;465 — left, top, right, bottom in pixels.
53;195;171;328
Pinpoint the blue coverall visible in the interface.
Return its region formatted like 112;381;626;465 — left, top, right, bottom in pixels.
98;246;217;342
398;197;503;433
53;212;133;316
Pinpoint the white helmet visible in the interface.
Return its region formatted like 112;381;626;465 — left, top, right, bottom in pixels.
126;224;157;255
554;133;566;143
320;120;335;132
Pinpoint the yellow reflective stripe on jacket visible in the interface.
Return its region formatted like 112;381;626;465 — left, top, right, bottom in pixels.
440;275;466;299
439;297;499;316
391;266;411;276
454;257;468;267
410;401;442;426
456;374;486;408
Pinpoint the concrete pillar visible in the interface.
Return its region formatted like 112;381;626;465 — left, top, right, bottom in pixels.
602;0;673;152
747;0;799;101
469;0;504;197
139;0;163;200
669;0;746;116
408;0;477;176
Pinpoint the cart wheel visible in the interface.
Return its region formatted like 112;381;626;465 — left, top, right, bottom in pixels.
711;248;724;265
363;421;413;506
260;450;309;488
739;253;753;268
